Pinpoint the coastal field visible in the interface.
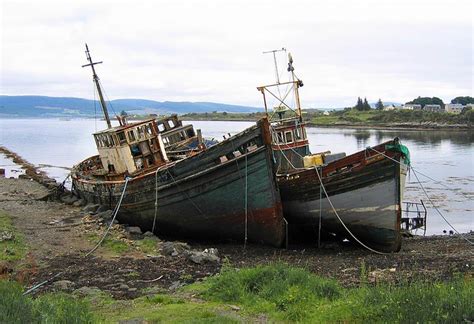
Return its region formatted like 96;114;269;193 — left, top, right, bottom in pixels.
1;176;472;322
181;109;473;129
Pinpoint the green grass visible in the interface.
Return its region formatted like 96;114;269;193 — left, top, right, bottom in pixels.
133;236;159;254
0;280;95;323
308;109;473;126
86;233;129;255
2;263;472;323
198;263;474;323
0;211;27;262
92;293;240;323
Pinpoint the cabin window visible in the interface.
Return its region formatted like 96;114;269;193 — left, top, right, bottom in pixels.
145;124;153;135
128;131;136;142
138;126;145;139
108;134;115;147
285;131;293;143
117;132;127;144
130;145;141;156
162;137;169;146
134;158;143;169
186;129;195;137
295;127;302;140
108;163;116;173
277;132;284;144
179;131;186;141
168;119;175;128
302;127;307;139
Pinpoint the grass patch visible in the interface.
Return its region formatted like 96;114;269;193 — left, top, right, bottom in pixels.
0;211;27;261
198;263;474;322
202;263;341;321
356;278;474;322
86;233;129;255
0;280;95;323
92;293;240;323
133;236;159;254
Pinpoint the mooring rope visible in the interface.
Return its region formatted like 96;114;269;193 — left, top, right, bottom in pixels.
85;177;130;256
313;166;390;255
368;147;473;245
24;177;132;295
411;169;474;245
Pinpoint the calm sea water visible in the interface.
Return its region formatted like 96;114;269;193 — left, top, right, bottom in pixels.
1;118;472;235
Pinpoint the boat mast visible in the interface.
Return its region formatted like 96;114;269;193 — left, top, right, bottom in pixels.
287;53;303;121
82;43;112;129
258;49;304;122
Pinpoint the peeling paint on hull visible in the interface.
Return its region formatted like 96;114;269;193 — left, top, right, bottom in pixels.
72;120;286;247
278;142;408;252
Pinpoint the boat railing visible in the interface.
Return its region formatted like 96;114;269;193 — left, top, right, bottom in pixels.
401;200;427;236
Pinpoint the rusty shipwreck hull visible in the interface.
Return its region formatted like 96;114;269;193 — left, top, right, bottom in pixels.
72;119;286;246
278;141;408;252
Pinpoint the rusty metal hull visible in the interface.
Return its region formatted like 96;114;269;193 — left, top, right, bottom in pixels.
278;142;407;252
72;120;285;246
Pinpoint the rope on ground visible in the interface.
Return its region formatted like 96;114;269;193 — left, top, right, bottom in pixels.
313;166;390;255
368;147;474;245
23;177;131;295
23;272;63;296
85;177;131;257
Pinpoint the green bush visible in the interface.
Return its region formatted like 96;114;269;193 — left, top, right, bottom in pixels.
0;280;95;323
203;263;341;321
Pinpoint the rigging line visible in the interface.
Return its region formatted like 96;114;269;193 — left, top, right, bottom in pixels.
411;168;474;245
269;124;306;172
98;79;118;118
93;81;97;132
368;147;473;245
368;147;472;202
152;166;166;233
244;153;248;249
318;166;322;248
85;177;131;257
165;169;206;217
313;166;390;255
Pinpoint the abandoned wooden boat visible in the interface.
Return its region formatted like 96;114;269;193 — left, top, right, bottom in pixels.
258;50;409;252
71;44;286;246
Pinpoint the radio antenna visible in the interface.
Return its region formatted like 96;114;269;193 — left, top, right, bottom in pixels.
263;47;286;84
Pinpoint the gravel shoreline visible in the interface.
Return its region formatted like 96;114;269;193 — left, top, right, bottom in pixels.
1;176;472;299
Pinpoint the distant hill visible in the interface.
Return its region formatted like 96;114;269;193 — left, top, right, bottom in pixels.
0;95;263;118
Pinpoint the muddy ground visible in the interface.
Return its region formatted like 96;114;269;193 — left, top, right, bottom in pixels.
1;177;472;300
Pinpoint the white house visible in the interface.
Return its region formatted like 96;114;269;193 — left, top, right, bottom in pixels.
404;104;422;110
423;104;444;112
445;103;463;114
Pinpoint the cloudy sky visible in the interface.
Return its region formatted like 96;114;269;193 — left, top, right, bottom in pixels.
1;0;472;108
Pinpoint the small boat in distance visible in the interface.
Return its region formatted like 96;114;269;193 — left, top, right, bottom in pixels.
71;44;286;246
258;50;409;252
